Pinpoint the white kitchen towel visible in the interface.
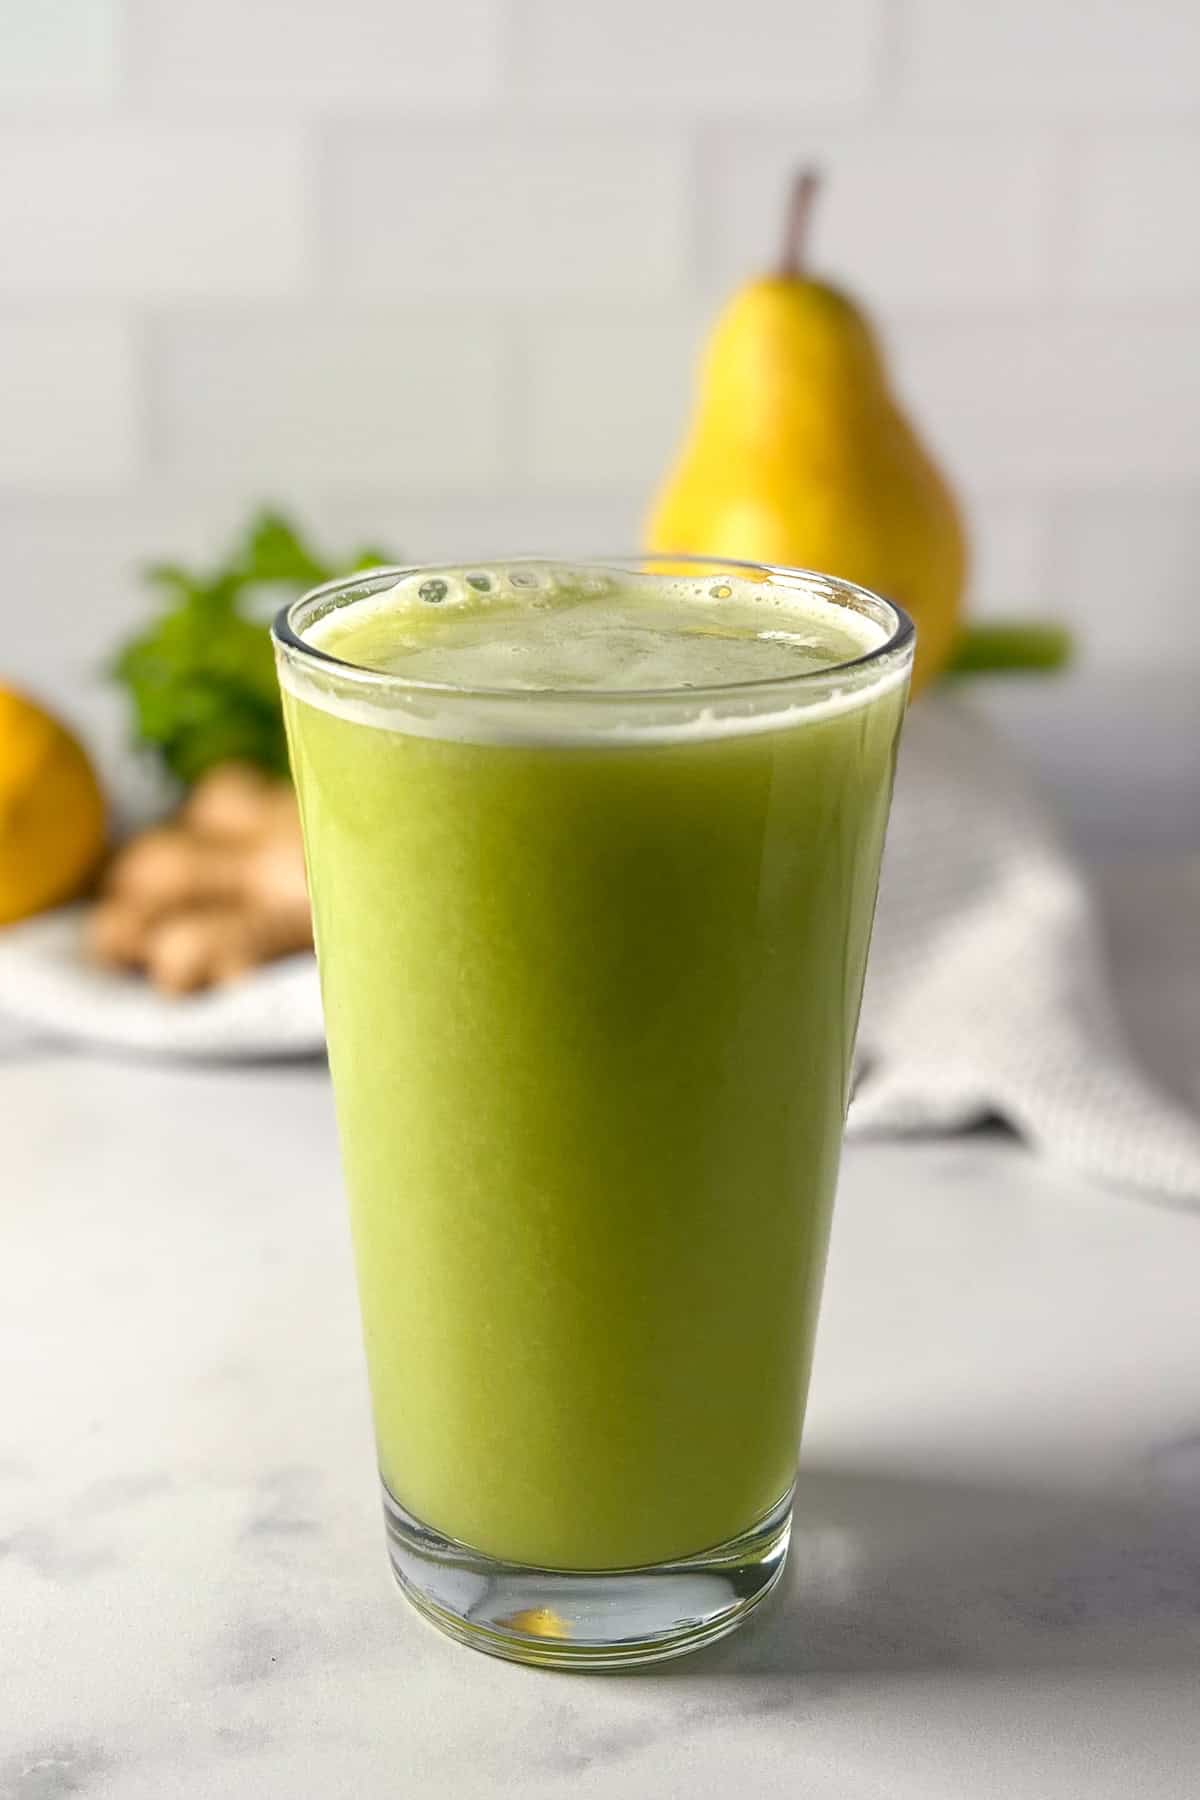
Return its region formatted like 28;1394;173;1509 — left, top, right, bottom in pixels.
850;695;1200;1202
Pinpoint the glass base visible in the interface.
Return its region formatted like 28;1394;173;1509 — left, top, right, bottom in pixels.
382;1480;793;1670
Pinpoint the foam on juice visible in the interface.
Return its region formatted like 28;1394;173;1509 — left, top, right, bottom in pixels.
280;564;906;745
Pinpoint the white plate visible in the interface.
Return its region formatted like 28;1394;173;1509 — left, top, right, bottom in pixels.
0;905;325;1060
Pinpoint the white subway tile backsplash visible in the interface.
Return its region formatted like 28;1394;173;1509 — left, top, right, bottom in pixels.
156;310;507;488
0;495;235;729
1070;132;1200;301
327;127;689;301
890;315;1200;488
963;496;1050;618
526;310;706;488
0;126;308;299
904;0;1200;117
140;0;500;106
0;315;138;488
519;0;881;110
1039;321;1200;487
300;493;650;561
1050;490;1200;663
0;0;117;101
705;129;1052;305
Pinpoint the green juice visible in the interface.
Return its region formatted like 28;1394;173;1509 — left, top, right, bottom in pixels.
279;564;908;1572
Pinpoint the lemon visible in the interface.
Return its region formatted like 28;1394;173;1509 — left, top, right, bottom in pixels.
0;687;107;925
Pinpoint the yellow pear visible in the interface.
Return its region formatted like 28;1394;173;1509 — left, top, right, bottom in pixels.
646;171;966;693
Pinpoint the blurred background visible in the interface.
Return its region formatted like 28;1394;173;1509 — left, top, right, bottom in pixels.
2;0;1199;848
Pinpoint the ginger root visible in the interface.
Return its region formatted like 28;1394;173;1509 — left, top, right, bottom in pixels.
180;762;300;844
88;763;312;995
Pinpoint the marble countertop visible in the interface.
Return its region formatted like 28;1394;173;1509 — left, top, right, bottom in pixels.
3;859;1200;1799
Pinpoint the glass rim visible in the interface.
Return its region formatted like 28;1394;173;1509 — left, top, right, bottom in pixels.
271;555;915;708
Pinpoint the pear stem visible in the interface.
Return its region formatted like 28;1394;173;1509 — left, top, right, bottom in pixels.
779;168;820;277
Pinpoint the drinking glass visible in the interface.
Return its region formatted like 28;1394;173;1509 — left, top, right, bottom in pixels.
272;557;913;1668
